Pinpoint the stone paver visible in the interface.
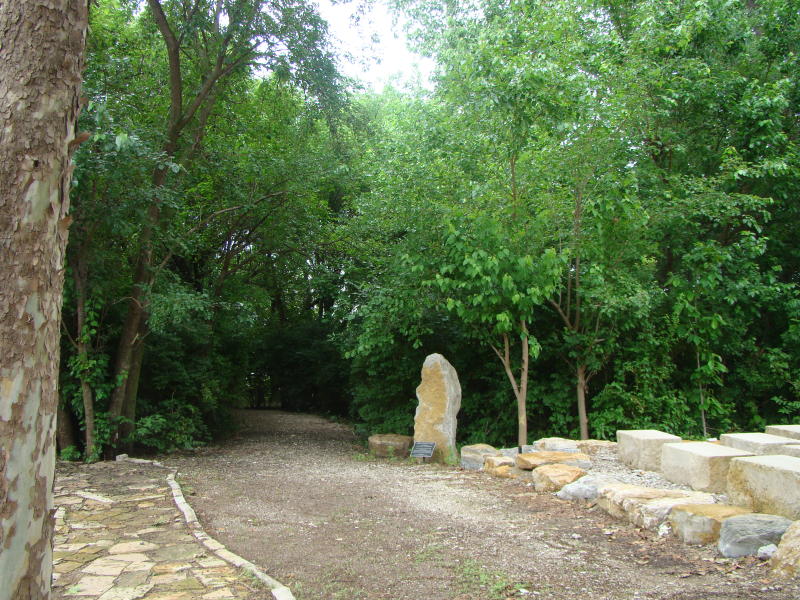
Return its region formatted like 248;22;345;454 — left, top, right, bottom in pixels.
53;461;272;600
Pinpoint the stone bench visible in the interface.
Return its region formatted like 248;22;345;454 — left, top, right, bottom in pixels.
727;455;800;520
719;432;797;455
780;444;800;458
661;442;754;493
765;424;800;441
617;429;681;471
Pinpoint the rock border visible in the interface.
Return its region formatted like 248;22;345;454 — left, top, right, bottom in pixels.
116;455;295;600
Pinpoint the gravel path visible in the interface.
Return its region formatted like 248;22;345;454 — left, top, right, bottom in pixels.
163;410;797;600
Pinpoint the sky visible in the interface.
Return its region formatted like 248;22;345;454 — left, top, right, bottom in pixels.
316;0;435;90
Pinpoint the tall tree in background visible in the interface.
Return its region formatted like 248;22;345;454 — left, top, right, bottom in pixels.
0;1;88;598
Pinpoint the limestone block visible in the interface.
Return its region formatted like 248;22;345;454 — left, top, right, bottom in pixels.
484;455;514;470
765;424;800;441
556;475;620;501
617;430;681;471
727;455;800;520
414;353;461;463
771;520;800;579
718;513;792;558
531;464;586;493
515;451;591;471
368;434;413;458
668;504;751;545
780;444;800;458
532;437;580;453
577;440;618;456
460;444;501;470
598;483;714;530
661;442;754;493
719;432;797;455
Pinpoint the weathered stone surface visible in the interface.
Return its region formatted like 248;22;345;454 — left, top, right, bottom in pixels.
661;442;754;493
720;432;797;455
368;434;413;458
727;455;800;519
532;437;580;453
780;444;800;458
765;424;800;441
515;451;591;470
668;504;751;545
531;464;587;493
414;353;461;463
484;455;514;469
598;483;715;530
556;475;619;501
771;520;800;579
577;440;618;456
759;544;779;560
460;444;501;470
617;430;681;472
718;513;792;558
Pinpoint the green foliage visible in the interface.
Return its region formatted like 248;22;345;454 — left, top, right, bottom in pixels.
131;400;209;453
59;446;82;462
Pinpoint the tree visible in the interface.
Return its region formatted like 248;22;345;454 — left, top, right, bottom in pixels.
0;2;88;598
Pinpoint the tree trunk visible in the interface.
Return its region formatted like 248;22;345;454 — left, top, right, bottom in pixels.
56;401;78;454
71;241;96;460
576;364;589;440
0;3;87;599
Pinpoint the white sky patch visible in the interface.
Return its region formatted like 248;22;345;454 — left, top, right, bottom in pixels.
316;0;434;91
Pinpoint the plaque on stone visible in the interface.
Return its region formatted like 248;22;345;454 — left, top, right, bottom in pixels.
410;441;436;459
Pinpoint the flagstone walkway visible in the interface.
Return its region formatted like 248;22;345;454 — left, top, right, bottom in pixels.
52;459;279;600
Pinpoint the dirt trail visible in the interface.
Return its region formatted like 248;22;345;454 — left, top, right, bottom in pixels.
163;410;797;600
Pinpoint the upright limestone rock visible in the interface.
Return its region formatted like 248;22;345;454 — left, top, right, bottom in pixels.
414;354;461;463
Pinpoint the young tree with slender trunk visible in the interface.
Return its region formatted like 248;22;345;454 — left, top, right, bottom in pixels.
0;2;88;598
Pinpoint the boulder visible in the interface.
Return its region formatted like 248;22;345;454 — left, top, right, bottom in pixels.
718;513;792;558
598;483;715;530
531;464;586;493
460;444;502;470
668;504;751;545
486;465;528;479
771;520;800;579
727;455;800;520
515;451;591;471
765;425;800;441
414;353;461;463
719;432;797;455
368;434;413;458
661;441;754;493
556;475;620;502
617;430;681;471
532;437;580;453
484;455;514;469
577;440;618;456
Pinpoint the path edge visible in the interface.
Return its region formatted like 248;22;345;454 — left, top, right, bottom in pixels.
116;455;295;600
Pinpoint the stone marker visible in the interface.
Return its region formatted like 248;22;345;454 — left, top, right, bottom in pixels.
765;424;800;441
661;441;754;493
771;520;800;579
598;483;714;530
414;353;461;463
556;475;620;502
531;464;586;493
532;437;580;453
515;451;591;470
718;513;792;558
727;455;800;520
460;443;502;470
668;504;751;545
617;430;681;471
368;434;414;458
719;432;797;455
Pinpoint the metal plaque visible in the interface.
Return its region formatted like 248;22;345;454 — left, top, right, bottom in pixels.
410;441;436;458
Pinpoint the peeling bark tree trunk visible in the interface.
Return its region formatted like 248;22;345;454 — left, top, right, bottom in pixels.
0;2;88;599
